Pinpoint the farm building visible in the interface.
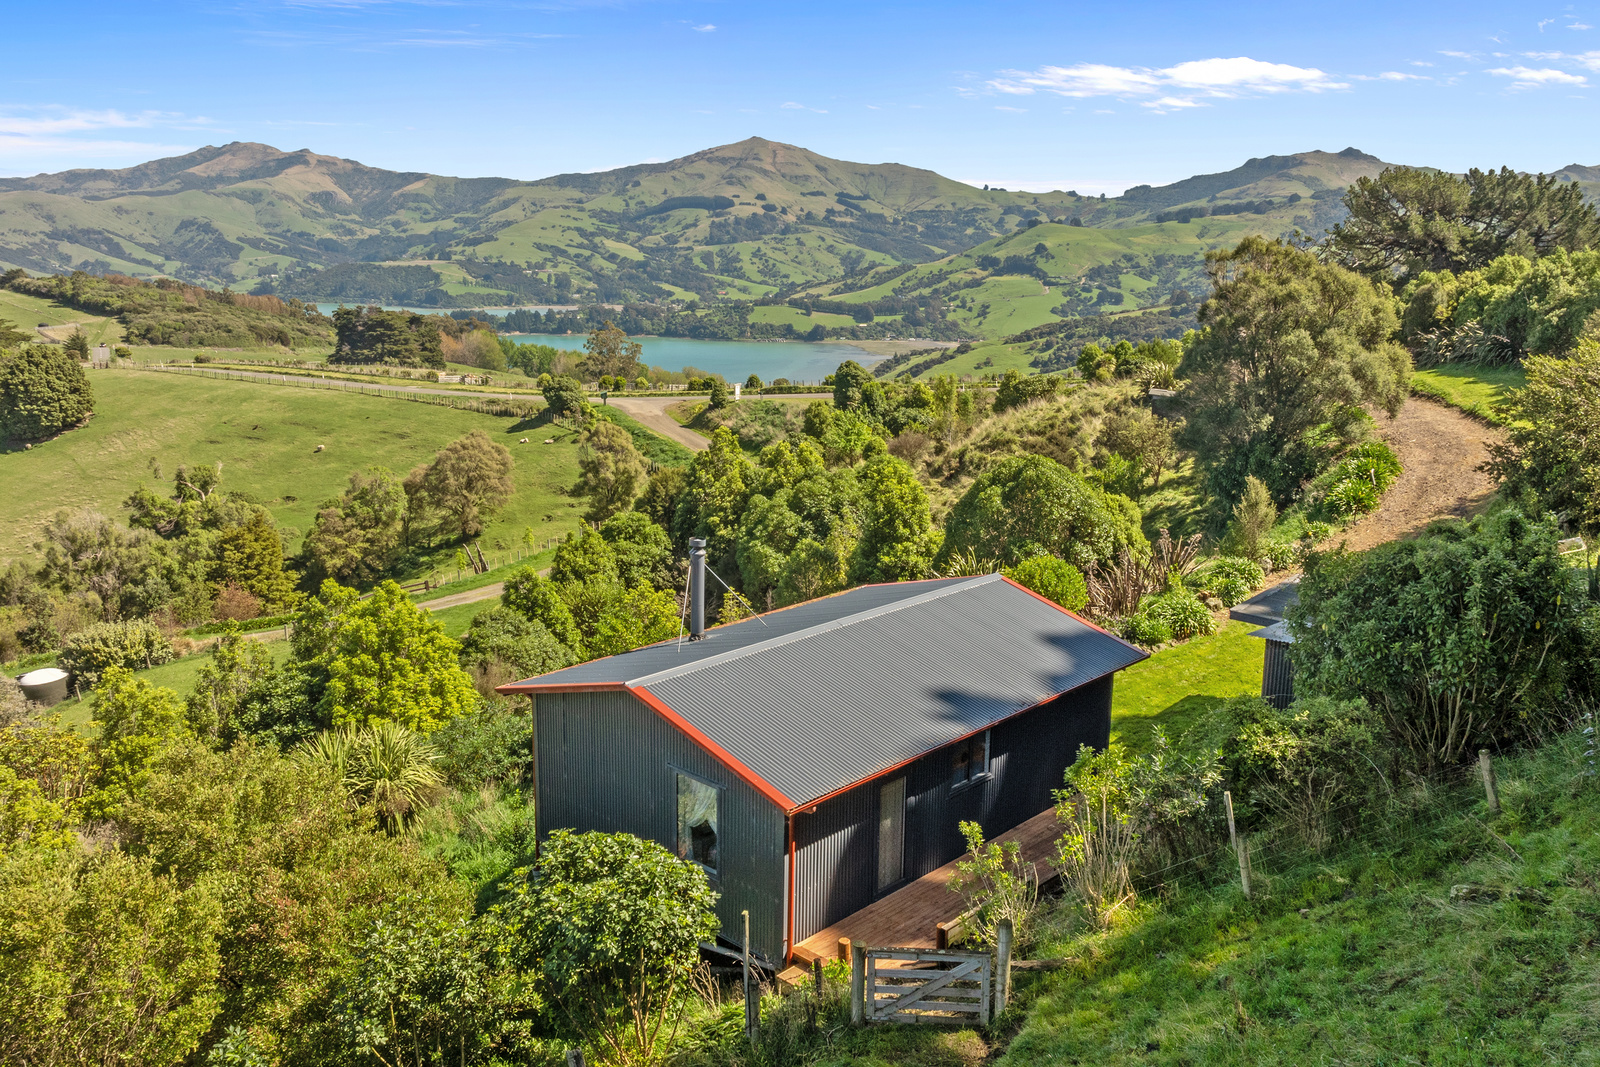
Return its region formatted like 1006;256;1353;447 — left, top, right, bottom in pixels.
1230;578;1300;709
497;543;1148;966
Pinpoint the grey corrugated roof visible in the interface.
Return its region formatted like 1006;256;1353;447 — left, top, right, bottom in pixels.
503;574;1147;809
1228;577;1300;627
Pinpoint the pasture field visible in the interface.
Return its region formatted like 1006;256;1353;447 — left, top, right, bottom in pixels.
0;288;123;347
0;367;588;564
746;304;856;331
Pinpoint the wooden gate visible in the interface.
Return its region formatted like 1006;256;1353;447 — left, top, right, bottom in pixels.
863;948;990;1025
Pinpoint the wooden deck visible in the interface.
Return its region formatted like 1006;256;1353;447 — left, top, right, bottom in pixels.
778;806;1060;984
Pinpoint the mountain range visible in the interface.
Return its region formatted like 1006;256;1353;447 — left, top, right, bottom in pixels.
1;138;1595;340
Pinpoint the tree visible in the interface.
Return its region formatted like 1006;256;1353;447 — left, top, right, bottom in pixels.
744;373;763;391
584;584;681;659
1228;475;1277;561
458;606;574;680
1002;555;1089;612
670;428;751;567
580;322;643;381
62;328;90;360
212;508;297;609
331;306;445;368
1328;166;1600;284
633;466;688;530
994;369;1065;411
0;344;93;441
775;534;851;608
831;359;874;410
1177;237;1411;513
599;511;675;591
412;431;515;540
185;623;276;745
576;421;647;522
1099;407;1176;492
300;580;477;733
88;667;190;803
707;378;731;410
1484;338;1600;537
301;721;444;833
542;375;588;420
492;830;718;1065
303;467;410;584
1289;510;1595;769
848;456;940;583
502;569;585;658
936;455;1147;571
549;527;619;586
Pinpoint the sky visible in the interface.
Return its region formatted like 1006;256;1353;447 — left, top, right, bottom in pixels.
1;1;1595;194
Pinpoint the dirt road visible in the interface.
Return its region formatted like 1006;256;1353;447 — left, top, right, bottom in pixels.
1334;396;1504;553
604;397;711;452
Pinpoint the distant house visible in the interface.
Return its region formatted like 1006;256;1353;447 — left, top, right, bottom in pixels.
497;543;1147;965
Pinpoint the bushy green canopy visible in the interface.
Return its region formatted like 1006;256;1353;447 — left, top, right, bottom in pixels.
936;454;1147;571
0;344;93;442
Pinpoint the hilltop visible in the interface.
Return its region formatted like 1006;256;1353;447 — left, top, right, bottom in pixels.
0;139;1400;316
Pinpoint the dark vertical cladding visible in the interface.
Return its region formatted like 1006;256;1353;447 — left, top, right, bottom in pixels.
791;676;1112;943
1262;639;1294;709
533;689;787;961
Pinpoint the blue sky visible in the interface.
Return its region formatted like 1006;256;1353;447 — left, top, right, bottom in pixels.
2;1;1595;192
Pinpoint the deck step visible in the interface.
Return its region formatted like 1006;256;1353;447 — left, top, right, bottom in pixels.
790;943;829;967
775;965;810;990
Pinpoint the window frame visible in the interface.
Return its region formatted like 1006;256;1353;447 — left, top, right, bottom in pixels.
950;730;992;793
672;766;723;878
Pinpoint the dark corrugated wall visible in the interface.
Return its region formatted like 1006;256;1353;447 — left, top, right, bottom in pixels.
532;690;788;962
1262;639;1294;709
791;676;1112;943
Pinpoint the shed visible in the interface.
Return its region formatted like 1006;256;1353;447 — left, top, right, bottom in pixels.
497;564;1148;965
1229;578;1300;709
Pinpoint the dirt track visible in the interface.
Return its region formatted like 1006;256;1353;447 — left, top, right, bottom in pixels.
604;397;710;452
1332;396;1503;553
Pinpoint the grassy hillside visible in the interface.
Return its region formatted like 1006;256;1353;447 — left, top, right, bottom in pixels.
0;368;587;563
1002;730;1600;1066
0;139;1398;320
0;287;123;347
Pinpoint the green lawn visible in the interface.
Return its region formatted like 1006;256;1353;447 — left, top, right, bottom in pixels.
747;305;856;330
0;367;587;565
0;288;123;347
1410;364;1526;423
1110;621;1265;753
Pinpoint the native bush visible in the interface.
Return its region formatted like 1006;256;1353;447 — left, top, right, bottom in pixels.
1195;556;1265;607
1311;440;1403;522
1138;588;1215;640
457;607;574;686
1003;554;1089;612
1054;745;1141;927
1120;611;1174;647
949;820;1040;950
0;345;94;442
58;619;174;689
1289;509;1595;768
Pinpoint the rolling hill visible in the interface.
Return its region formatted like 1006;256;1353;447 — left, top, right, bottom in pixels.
0;139;1398;310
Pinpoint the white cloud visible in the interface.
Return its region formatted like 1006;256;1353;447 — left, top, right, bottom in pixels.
1439;50;1479;59
1572;22;1593;30
1539;18;1555;31
1411;60;1435;67
1526;49;1600;70
985;55;1346;112
994;105;1027;112
779;101;827;113
692;24;715;32
1488;64;1589;88
1376;70;1429;80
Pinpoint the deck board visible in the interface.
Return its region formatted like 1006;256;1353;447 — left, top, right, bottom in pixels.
786;805;1060;974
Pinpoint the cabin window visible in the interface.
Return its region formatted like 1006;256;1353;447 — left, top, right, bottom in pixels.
951;730;991;790
676;771;720;875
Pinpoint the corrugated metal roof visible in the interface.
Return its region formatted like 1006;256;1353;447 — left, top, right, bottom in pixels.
501;574;1147;809
1228;577;1300;627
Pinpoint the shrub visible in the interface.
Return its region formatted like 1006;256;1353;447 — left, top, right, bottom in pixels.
1313;440;1403;521
1262;538;1300;572
299;721;443;833
0;345;94;442
58;620;174;688
1003;554;1089;612
1120;611;1173;647
212;584;263;621
430;702;535;791
949;820;1039;949
1054;745;1140;927
457;607;574;682
1197;556;1265;607
1227;475;1277;560
1138;588;1215;640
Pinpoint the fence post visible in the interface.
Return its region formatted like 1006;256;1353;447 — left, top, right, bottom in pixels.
850;944;865;1026
1478;749;1500;813
1224;790;1251;898
742;910;757;1044
995;918;1013;1012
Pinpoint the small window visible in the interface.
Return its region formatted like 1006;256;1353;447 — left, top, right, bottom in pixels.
676;771;720;874
951;731;991;790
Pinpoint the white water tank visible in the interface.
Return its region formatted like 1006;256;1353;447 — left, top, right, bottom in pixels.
17;667;69;706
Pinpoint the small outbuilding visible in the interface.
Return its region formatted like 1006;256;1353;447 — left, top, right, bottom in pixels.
497;547;1148;965
1230;578;1300;709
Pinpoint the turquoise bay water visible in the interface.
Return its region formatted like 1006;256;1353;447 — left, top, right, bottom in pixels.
504;334;879;384
310;304;879;381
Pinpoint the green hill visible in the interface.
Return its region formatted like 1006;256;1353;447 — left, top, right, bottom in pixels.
0;139;1404;318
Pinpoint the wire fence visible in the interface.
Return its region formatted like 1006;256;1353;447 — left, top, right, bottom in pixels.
129;363;543;418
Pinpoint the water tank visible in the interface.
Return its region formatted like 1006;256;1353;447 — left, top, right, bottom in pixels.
17;667;69;707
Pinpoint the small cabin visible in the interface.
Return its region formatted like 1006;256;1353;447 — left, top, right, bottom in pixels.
1229;578;1300;709
497;549;1147;965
